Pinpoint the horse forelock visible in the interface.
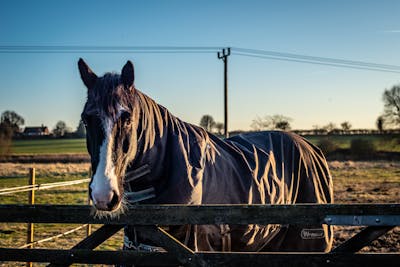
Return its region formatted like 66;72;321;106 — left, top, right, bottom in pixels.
84;73;135;120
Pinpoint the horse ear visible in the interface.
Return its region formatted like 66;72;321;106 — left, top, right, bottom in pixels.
121;60;135;89
78;58;98;90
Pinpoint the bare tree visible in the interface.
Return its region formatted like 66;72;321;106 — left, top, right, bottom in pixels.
53;121;69;137
1;110;25;135
275;121;290;130
340;121;352;131
0;122;13;155
270;115;292;131
251;114;292;131
382;85;400;127
199;115;216;132
323;122;337;133
250;116;269;131
214;122;224;135
312;125;327;135
376;116;385;132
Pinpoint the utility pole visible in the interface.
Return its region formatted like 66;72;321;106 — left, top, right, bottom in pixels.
218;47;231;138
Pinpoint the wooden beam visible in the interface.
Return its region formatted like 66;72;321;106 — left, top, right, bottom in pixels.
47;224;123;267
0;248;179;266
332;226;394;253
0;248;399;266
0;204;399;225
136;226;204;266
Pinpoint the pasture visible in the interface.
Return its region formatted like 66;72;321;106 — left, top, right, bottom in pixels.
8;134;400;155
10;139;87;154
305;134;400;152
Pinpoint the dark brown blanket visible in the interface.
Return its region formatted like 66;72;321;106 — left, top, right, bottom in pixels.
123;91;333;253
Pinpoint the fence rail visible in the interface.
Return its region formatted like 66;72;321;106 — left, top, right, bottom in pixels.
0;204;399;225
0;248;399;267
0;178;90;195
18;224;89;249
0;203;399;266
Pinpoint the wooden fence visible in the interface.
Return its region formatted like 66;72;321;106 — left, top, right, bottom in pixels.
0;168;91;266
0;204;399;266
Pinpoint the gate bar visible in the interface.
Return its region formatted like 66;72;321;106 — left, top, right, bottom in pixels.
332;226;395;253
0;248;399;267
1;204;399;225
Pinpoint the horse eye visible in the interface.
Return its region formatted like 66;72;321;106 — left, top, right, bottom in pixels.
120;111;131;124
123;138;130;153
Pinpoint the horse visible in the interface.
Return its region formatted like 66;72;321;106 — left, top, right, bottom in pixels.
78;58;334;253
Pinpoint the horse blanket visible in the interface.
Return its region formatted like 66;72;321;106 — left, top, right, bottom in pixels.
122;101;333;253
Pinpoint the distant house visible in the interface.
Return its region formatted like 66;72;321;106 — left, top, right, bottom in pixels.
23;125;50;136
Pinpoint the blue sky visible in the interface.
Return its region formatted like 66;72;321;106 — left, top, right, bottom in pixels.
1;0;400;131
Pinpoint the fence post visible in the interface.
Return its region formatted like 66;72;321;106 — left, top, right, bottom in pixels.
27;167;35;267
86;167;92;237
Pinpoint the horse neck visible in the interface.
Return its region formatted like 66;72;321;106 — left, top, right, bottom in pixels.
129;93;215;204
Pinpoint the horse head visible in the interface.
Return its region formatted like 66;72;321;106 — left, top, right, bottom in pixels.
79;58;139;214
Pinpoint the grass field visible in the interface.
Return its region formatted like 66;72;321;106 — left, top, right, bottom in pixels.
7;134;400;155
10;138;87;154
305;134;400;152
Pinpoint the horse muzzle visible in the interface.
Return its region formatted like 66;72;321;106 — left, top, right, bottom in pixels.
92;189;121;211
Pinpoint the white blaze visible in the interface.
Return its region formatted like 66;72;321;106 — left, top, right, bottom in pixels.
90;117;120;208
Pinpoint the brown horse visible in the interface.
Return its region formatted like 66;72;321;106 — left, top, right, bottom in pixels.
78;58;333;253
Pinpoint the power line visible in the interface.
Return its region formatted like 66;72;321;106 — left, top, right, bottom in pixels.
1;45;400;73
232;52;400;74
0;45;221;53
232;47;400;72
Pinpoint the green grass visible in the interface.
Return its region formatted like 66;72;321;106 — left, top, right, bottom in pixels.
10;138;87;154
8;134;400;155
305;134;400;152
0;175;89;204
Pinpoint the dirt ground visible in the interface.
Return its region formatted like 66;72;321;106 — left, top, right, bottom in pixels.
328;160;400;252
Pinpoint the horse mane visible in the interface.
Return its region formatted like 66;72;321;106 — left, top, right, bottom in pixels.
134;90;165;152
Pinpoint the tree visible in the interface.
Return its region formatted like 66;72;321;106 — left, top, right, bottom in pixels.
340;121;352;131
376;116;385;132
0;122;13;155
199;115;215;132
0;110;25;135
75;120;86;138
53;121;68;137
266;114;292;130
250;114;292;131
275;120;291;131
250;116;269;131
312;125;327;135
323;122;337;133
382;85;400;127
214;122;224;135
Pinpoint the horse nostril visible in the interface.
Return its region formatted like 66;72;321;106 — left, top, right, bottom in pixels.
107;190;120;210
